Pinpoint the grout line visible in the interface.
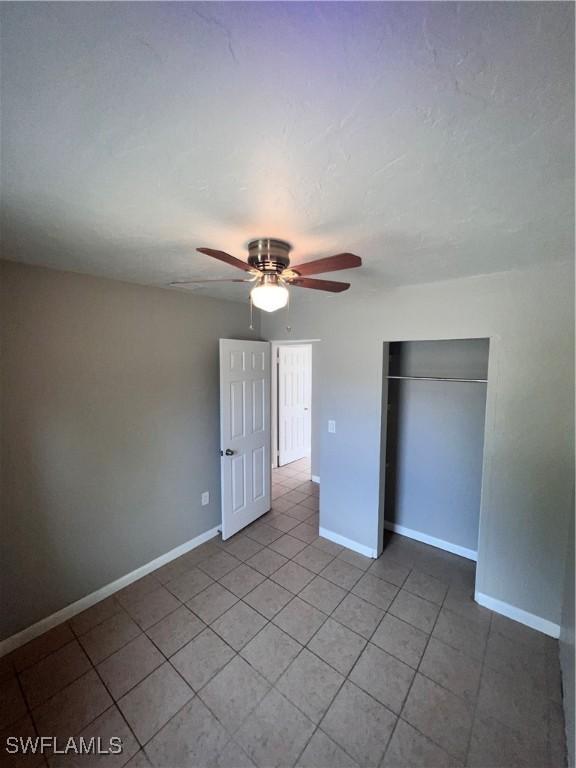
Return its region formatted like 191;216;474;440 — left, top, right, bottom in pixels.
463;609;493;765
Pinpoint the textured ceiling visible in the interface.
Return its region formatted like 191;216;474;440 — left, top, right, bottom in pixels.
1;2;573;302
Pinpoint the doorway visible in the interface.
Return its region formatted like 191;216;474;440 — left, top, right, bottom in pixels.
271;343;312;472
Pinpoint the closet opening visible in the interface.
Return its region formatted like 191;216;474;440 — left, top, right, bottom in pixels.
380;338;490;568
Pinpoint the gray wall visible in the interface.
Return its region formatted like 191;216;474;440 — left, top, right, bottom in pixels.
0;260;259;640
262;262;574;627
384;340;489;552
560;509;575;765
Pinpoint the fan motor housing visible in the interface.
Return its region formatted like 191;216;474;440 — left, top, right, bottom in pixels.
247;238;291;272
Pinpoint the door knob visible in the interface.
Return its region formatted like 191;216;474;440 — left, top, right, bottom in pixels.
225;449;235;456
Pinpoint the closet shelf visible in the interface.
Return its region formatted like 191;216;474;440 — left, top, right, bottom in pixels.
387;375;488;383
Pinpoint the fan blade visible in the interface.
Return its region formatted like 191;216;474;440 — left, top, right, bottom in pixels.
197;247;256;272
170;278;253;285
288;277;350;292
289;253;361;277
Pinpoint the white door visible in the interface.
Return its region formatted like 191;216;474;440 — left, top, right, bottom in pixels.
220;339;271;539
278;345;311;466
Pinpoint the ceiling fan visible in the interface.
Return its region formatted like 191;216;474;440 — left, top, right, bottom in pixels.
170;238;362;312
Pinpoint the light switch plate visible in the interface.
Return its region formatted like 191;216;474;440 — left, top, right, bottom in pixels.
328;420;336;433
201;491;209;506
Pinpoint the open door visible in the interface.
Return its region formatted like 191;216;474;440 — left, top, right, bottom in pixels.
220;339;271;539
278;344;312;466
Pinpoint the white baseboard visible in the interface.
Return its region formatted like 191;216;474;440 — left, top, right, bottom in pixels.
0;525;221;658
475;591;560;639
384;521;477;562
311;475;320;484
319;527;377;558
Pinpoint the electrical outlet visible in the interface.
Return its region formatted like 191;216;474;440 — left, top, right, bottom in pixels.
328;420;336;433
201;491;209;506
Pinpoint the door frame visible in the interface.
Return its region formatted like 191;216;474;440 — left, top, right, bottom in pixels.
378;335;496;598
270;339;319;469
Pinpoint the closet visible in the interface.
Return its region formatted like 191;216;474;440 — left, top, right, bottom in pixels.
382;339;489;559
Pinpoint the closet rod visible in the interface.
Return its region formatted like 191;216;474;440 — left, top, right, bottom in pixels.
387;375;488;383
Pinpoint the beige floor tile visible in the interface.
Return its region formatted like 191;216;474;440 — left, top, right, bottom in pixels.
467;713;548;768
389;590;439;633
484;630;547;690
299;576;347;613
145;697;228;766
272;596;328;645
308;618;366;676
49;705;139;768
0;674;28;729
240;624;301;683
0;714;44;768
218;564;265;599
152;556;193;586
491;613;554;654
243;580;293;619
116;575;160;610
320;559;363;591
186;582;238;625
145;605;205;657
246;548;288;577
235;689;315;768
293;546;335;574
171;628;235;691
70;597;122;637
401;673;473;761
266;512;300;533
118;662;193;745
211;602;268;650
290;523;319;544
198;656;270;733
420;637;482;704
332;593;385;639
165;567;214;602
371;613;428;668
321;681;396;766
215;739;256;768
97;634;164;699
382;718;461;767
32;670;112;739
404;569;448;606
432;608;488;660
368;556;411;587
476;666;549;738
223;535;264;562
244;524;283;547
297;729;358;768
20;640;91;708
350;643;414;714
123;587;180;631
276;648;343;723
198;551;241;581
11;625;75;673
268;534;308;559
337;549;372;571
79;612;141;665
442;587;492;627
270;561;316;595
311;538;344;557
351;572;398;611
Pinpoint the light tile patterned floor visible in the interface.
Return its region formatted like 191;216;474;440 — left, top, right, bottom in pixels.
0;457;567;767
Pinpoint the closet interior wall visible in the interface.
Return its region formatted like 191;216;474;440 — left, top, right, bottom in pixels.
383;338;490;557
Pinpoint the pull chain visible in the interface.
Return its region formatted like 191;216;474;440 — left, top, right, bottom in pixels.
249;294;254;331
285;288;292;334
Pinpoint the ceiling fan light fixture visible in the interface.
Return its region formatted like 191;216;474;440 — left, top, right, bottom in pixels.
250;274;289;312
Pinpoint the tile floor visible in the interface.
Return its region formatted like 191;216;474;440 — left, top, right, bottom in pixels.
1;457;567;767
